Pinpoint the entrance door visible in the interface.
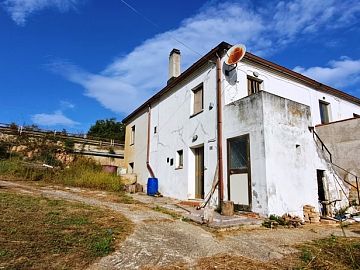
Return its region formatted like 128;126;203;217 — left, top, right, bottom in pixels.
195;146;204;199
227;135;251;211
317;170;327;215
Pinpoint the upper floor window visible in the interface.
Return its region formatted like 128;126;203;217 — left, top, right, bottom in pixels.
130;125;135;145
192;84;203;116
247;76;262;95
176;150;184;169
319;101;330;124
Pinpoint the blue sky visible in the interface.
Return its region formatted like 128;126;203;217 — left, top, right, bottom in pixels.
1;0;360;133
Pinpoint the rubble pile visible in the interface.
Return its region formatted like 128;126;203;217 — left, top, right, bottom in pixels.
303;205;320;223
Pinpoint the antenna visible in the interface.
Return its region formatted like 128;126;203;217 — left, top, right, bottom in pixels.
224;44;246;76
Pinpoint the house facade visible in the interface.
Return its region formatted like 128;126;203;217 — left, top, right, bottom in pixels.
123;42;360;217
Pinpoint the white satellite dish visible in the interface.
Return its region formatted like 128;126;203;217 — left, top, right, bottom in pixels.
225;44;246;66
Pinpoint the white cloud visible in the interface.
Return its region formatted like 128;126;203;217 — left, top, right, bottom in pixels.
294;57;360;89
52;0;360;114
2;0;78;25
60;100;75;109
31;110;78;127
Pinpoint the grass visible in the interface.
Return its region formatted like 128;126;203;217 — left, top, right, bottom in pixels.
153;205;182;219
0;157;125;193
0;191;133;269
294;234;360;270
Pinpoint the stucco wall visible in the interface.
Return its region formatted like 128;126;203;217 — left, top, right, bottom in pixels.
148;63;218;200
315;118;360;177
223;60;360;126
261;92;319;217
123;109;148;185
125;53;359;213
223;92;267;215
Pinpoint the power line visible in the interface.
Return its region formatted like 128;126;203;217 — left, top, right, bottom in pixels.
118;0;204;58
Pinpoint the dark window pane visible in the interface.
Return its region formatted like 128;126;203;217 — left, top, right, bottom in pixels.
229;139;247;169
319;102;329;124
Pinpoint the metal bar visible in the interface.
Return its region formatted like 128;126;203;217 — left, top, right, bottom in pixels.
216;55;224;208
356;176;360;204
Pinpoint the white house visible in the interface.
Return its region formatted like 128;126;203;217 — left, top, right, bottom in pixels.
123;42;360;218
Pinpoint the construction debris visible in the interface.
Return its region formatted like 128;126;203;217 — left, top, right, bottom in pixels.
303;205;320;223
262;214;303;228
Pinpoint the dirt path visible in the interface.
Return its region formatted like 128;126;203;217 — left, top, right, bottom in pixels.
1;180;359;270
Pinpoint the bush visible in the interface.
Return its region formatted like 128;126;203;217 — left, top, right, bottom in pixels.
0;143;9;159
52;158;123;192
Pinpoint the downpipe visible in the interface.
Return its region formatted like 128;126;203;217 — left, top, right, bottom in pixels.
146;105;155;178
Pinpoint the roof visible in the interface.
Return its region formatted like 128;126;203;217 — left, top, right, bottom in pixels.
123;41;360;123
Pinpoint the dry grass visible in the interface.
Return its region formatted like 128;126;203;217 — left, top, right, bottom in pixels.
0;191;133;269
0;157;125;193
142;232;360;270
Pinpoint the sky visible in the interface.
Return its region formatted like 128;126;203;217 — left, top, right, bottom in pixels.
1;0;360;133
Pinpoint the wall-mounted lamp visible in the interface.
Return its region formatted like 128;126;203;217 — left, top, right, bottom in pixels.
209;102;214;110
253;71;259;77
192;135;198;142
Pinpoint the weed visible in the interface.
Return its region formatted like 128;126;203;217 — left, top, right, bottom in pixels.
153;205;181;219
300;248;313;263
0;192;132;269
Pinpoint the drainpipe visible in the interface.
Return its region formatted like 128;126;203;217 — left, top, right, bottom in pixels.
216;54;224;209
146;105;155;178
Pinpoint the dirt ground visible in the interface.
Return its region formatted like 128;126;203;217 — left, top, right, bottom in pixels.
1;179;359;270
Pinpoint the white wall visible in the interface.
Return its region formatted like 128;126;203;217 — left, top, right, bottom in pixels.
223;60;360;126
222;92;268;215
147;63;219;200
126;53;358;214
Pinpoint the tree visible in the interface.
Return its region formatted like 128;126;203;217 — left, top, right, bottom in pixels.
87;118;125;142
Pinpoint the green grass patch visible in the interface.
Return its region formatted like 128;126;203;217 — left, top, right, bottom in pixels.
0;192;133;270
294;235;360;270
153;205;181;219
0;157;125;193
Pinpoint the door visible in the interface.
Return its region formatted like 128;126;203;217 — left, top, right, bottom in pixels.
195;146;204;199
227;135;251;211
317;170;327;215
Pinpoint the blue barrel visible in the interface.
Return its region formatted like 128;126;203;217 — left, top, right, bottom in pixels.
147;178;158;196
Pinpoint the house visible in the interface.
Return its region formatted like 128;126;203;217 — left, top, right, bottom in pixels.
122;42;360;218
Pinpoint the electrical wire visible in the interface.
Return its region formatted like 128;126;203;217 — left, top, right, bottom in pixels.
118;0;204;58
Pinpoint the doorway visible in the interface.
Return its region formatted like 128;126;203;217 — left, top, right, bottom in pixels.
194;146;204;199
227;135;251;211
317;169;327;215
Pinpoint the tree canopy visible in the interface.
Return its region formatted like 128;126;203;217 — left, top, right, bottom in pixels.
87;118;125;142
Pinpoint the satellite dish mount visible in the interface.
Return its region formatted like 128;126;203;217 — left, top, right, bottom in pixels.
224;44;246;76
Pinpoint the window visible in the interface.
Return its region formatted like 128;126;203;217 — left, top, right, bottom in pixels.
154;126;157;134
129;162;134;173
247;76;262;95
170;158;174;166
192;84;203;116
176;150;183;169
130;125;135;145
319;101;330;124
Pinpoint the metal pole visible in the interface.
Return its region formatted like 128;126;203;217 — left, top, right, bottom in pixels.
216;54;224;209
356;176;360;205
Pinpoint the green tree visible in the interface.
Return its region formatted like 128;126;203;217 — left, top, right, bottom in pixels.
87;118;125;142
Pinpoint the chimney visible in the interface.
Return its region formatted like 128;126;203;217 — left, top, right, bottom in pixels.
168;48;181;84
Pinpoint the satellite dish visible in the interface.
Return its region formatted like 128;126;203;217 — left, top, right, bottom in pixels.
225;44;246;66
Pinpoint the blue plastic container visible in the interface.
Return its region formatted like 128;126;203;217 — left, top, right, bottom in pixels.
147;177;158;196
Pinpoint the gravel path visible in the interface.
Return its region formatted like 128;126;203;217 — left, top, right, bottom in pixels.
1;180;359;270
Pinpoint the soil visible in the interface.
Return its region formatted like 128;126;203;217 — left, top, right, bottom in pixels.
1;179;359;270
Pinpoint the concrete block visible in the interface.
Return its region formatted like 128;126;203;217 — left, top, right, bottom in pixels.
221;201;234;216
